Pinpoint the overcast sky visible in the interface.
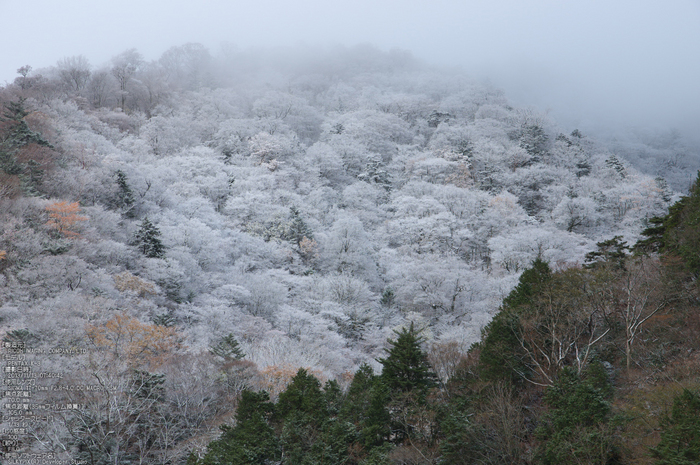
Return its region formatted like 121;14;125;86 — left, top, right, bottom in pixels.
1;0;699;137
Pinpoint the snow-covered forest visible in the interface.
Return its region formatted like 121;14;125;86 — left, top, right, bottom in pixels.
1;44;698;463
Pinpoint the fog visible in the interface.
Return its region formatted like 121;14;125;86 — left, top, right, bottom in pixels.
2;0;699;139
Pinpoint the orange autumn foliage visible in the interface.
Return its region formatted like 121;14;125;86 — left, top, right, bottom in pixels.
45;200;88;238
260;364;298;398
260;364;326;398
86;313;182;369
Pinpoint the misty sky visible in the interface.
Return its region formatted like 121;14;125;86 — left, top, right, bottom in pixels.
2;0;699;137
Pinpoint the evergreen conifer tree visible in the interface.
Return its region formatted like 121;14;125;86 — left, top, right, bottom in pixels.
358;159;392;191
376;323;438;449
340;364;392;450
584;236;629;270
276;369;328;423
199;390;279;465
275;369;344;464
360;383;392;449
378;322;436;397
1;98;52;187
286;206;313;246
209;333;245;360
605;155;627;178
341;364;377;426
2;98;52;149
134;217;165;258
519;123;548;162
114;170;136;217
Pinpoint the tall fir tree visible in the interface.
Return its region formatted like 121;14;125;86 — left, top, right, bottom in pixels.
519;123;548;162
199;390;280;465
274;369;351;465
134;217;165;259
341;364;392;451
378;322;436;398
113;170;136;217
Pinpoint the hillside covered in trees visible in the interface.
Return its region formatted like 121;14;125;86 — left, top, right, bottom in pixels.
0;44;698;464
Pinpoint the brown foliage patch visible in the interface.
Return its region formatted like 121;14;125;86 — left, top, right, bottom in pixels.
86;313;182;369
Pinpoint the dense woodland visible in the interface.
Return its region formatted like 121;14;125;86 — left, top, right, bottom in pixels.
0;44;699;464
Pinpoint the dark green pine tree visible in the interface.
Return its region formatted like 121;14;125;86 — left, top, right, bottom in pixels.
134;217;165;259
341;364;377;426
651;389;700;465
209;333;245;360
152;310;176;327
114;170;136;217
475;309;524;386
378;322;437;398
377;323;438;450
440;396;499;465
20;159;44;197
276;369;328;423
655;176;673;203
2;98;52;147
502;257;551;308
584;235;630;270
199;390;280;465
319;379;357;465
360;383;392;450
323;379;344;417
340;364;391;451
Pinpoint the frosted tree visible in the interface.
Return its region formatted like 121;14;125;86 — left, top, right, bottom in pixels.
56;55;91;94
551;196;599;233
322;213;378;281
158;42;212;90
110;48;143;111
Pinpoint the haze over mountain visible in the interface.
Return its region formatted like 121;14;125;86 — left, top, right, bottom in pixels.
3;0;699;140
